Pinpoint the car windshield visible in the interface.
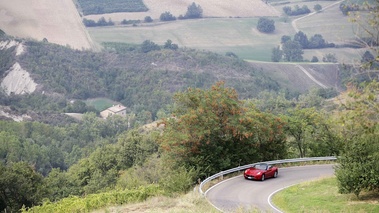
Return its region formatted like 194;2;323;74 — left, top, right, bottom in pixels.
254;164;268;170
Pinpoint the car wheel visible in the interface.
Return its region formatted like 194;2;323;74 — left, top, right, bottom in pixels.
261;174;265;181
274;171;278;178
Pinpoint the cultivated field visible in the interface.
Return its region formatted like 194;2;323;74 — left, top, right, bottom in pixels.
84;0;280;22
0;0;94;50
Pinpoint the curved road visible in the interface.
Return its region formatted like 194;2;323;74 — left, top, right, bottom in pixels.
206;164;335;212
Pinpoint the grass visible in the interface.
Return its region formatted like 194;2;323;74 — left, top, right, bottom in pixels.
88;6;360;62
272;177;379;213
85;98;119;111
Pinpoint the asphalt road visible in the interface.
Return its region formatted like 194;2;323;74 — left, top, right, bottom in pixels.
205;164;335;213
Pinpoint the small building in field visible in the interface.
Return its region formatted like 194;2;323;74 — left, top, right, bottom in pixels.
100;104;127;119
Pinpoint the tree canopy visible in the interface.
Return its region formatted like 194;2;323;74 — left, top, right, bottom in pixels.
158;82;287;176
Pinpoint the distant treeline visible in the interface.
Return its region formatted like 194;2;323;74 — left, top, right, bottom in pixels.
77;0;148;15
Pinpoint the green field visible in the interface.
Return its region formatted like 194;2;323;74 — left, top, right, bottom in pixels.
87;0;362;62
272;177;379;213
85;98;118;111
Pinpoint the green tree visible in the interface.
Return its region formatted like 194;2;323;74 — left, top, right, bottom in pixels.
282;40;303;62
314;4;322;12
144;16;153;23
282;107;338;158
158;82;287;176
160;11;176;21
281;35;291;44
257;17;275;33
271;46;283;62
311;56;319;62
140;40;161;53
184;2;203;19
335;82;379;197
163;39;179;50
322;53;337;63
0;162;47;212
294;31;309;49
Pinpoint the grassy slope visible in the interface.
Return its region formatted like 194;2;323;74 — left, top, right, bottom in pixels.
272;177;379;213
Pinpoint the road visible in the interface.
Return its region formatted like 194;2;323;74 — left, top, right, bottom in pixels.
205;164;335;213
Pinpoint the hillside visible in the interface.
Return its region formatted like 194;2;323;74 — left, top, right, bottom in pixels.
0;0;94;50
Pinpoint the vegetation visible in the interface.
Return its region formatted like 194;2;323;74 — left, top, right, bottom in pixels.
335;81;379;198
160;12;176;21
283;5;311;16
257;17;275;33
184;2;203;19
76;0;148;15
83;17;114;27
272;177;379;212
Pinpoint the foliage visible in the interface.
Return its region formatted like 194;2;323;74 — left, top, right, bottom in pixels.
22;185;162;213
76;0;148;15
314;4;322;12
335;81;379;197
158;82;287;176
163;39;179;50
311;56;319;62
83;17;114;27
294;31;309;49
184;2;203;19
160;12;176;21
144;16;153;23
121;19;141;25
283;5;311;16
0;162;47;212
140;40;161;53
271;46;282;62
257;17;275;33
323;53;338;63
282;40;303;62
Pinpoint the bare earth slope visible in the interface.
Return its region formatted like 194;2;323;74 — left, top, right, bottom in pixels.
0;0;93;50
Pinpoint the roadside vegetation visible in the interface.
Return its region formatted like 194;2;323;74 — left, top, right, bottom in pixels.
272;177;379;212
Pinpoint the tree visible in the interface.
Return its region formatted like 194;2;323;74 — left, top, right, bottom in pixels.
158;82;287;176
140;40;161;53
184;2;203;19
282;40;303;62
144;16;153;23
160;11;176;21
311;56;319;62
294;31;309;48
314;4;322;12
308;34;326;48
163;39;179;50
282;108;339;158
0;162;47;212
257;17;275;33
322;53;337;63
281;35;291;44
271;46;283;62
335;82;379;197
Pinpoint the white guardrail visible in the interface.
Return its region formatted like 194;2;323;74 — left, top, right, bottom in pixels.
199;156;337;195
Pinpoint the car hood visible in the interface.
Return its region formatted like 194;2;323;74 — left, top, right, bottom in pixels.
245;169;264;175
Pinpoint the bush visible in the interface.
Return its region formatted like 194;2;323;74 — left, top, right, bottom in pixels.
257;17;275;33
311;56;319;62
144;16;153;23
141;40;161;53
160;11;176;21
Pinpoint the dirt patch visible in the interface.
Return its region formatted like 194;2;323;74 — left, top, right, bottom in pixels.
85;0;280;23
0;0;94;50
0;62;38;95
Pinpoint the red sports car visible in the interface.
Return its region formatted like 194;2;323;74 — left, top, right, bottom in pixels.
244;163;278;181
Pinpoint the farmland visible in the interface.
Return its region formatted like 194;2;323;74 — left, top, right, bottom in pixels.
87;0;362;62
